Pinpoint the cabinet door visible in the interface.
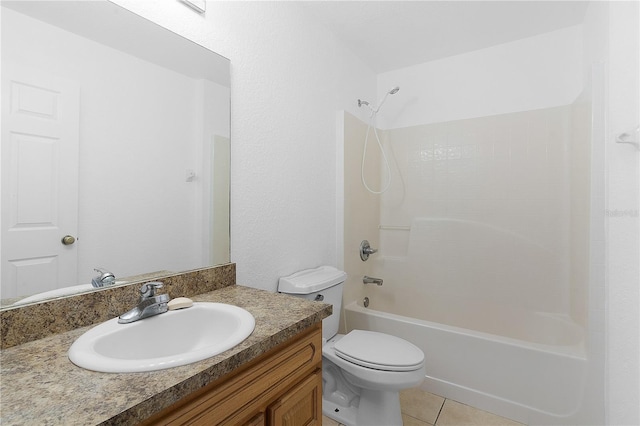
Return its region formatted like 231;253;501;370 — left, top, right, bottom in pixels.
267;370;322;426
245;412;266;426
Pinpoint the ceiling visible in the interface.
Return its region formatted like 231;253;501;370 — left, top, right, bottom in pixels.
298;1;590;74
3;1;230;85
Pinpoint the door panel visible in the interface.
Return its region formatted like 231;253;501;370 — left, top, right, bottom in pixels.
1;63;80;298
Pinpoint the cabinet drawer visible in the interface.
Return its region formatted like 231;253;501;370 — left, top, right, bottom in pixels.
143;324;322;425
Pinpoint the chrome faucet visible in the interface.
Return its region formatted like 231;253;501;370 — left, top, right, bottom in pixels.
118;282;169;324
91;268;116;288
363;276;383;286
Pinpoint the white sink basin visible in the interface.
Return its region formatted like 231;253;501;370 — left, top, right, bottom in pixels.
68;302;255;373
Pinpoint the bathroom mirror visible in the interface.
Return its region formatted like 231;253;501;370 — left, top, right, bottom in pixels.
0;1;230;307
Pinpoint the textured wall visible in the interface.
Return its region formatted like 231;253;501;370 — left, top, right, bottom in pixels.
112;0;377;291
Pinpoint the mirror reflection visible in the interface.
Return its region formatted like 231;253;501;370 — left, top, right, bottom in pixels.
1;1;230;307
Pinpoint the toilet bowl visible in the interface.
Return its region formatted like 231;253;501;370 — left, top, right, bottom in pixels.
322;331;425;425
278;266;425;426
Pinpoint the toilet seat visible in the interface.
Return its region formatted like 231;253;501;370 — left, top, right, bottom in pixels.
333;330;424;372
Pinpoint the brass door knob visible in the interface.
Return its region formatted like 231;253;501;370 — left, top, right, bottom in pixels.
61;235;76;245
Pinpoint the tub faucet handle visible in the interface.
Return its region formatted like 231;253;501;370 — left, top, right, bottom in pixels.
360;240;378;261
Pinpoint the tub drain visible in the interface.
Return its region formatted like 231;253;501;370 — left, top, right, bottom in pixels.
363;297;370;308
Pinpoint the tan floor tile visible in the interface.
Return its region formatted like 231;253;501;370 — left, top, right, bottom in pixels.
400;387;445;424
436;400;523;426
403;413;433;426
321;415;341;426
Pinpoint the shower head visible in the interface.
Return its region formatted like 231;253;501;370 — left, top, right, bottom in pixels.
357;85;400;114
375;85;400;112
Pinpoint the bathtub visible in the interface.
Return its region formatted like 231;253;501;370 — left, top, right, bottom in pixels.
344;298;588;425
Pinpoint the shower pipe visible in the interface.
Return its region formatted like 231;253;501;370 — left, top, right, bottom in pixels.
357;86;399;194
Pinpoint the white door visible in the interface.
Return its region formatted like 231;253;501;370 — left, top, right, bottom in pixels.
1;63;80;299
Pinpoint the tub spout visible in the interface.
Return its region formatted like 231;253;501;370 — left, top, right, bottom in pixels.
363;276;383;286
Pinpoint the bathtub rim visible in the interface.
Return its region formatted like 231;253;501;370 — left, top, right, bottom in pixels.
344;299;587;360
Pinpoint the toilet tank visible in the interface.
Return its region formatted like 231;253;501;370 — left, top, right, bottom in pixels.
278;266;346;341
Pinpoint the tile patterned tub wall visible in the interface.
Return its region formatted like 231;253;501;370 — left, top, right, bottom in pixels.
0;263;235;349
376;106;578;315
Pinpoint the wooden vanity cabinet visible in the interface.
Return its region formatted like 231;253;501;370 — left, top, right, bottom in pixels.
266;369;322;425
141;323;322;426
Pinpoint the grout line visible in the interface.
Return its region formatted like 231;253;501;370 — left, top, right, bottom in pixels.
433;398;447;425
402;413;432;426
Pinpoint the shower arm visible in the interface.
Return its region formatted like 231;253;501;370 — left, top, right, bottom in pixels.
357;86;400;115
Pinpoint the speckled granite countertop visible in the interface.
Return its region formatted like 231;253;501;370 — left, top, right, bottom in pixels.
0;285;331;425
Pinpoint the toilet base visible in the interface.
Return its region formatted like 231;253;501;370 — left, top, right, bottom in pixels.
323;397;356;426
322;389;402;426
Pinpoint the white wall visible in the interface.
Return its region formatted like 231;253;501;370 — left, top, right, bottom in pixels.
579;2;640;424
376;25;583;129
604;1;640;424
111;0;377;291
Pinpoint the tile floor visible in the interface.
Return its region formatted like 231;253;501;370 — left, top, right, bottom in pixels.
321;388;524;426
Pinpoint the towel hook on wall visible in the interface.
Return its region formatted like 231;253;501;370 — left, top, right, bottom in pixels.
615;126;640;150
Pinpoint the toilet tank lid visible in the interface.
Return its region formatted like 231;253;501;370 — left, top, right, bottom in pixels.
278;266;347;294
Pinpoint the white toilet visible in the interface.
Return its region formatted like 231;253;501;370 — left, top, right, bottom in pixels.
278;266;425;426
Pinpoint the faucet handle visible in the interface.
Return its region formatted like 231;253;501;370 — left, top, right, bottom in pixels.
140;282;163;298
359;240;379;261
91;267;116;288
94;267;114;277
